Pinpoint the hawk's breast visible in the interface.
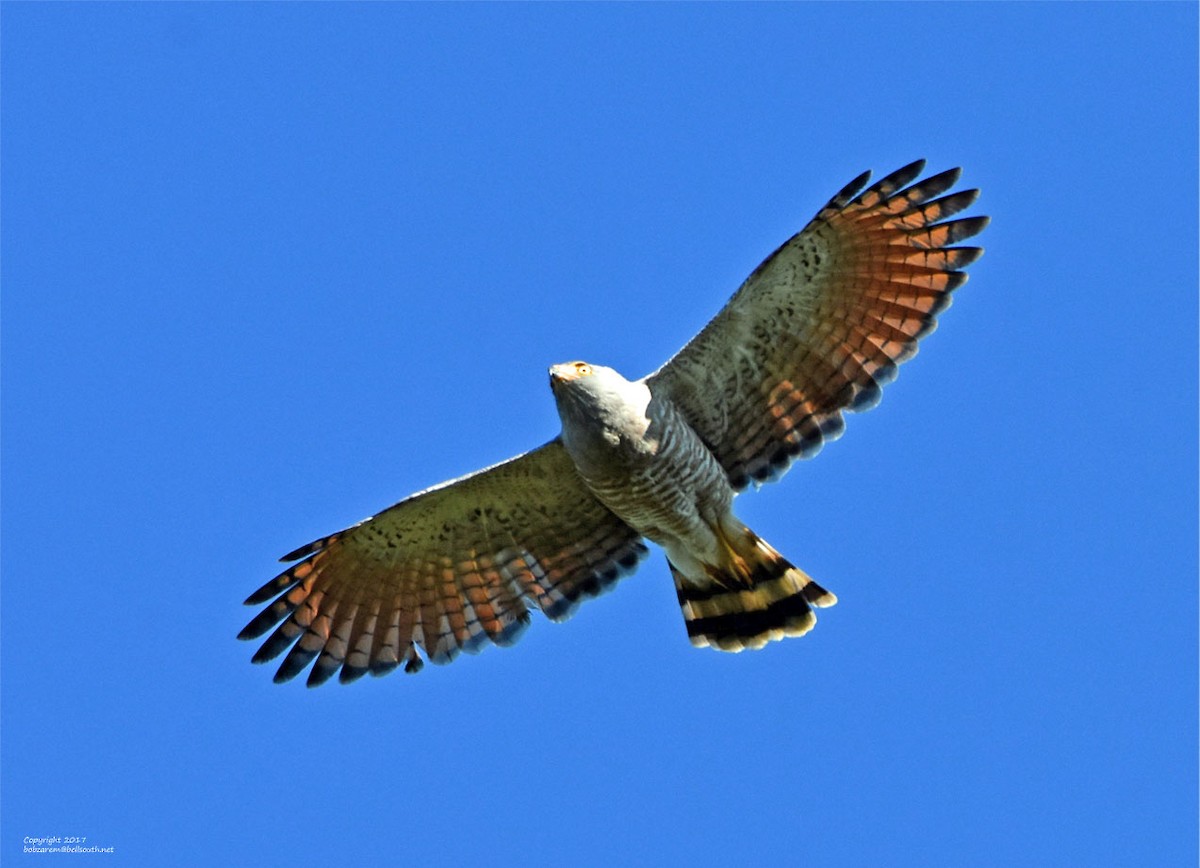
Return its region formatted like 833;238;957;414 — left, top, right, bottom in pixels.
573;394;732;548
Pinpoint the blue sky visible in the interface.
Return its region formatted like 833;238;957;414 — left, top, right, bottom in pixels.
3;3;1195;866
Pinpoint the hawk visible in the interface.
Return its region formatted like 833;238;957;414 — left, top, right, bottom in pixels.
240;160;988;686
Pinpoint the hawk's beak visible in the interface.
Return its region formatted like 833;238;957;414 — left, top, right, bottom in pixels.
549;366;565;392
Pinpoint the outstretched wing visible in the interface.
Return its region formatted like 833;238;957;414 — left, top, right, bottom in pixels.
239;440;648;686
645;160;988;489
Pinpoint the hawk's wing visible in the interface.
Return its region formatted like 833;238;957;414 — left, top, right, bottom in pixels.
239;439;648;686
645;160;988;490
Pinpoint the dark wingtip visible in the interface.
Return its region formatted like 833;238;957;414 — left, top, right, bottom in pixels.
945;215;991;243
273;652;313;684
947;245;985;268
825;169;873;212
403;650;424;674
369;657;399;677
943;271;970;293
238;600;292;641
912;166;962;199
953;186;980;208
305;657;342;688
339;664;370;685
243;584;281;606
874;159;927;194
279;544;315;563
278;531;342;563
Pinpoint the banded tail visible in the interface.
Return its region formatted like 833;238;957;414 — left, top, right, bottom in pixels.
670;519;836;651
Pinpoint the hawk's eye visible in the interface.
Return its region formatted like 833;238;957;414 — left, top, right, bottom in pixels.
576;363;592;375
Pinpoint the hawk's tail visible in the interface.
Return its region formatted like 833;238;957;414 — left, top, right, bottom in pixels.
669;518;836;652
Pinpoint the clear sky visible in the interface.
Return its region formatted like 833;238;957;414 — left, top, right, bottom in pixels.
3;3;1195;866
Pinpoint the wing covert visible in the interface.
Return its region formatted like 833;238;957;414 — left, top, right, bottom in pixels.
239;439;648;686
645;160;988;489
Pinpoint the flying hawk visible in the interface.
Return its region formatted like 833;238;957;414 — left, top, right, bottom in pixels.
239;160;988;686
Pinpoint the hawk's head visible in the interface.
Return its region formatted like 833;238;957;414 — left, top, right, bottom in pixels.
548;360;650;421
549;361;596;393
549;360;654;469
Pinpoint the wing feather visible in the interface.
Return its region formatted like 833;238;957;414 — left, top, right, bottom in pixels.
239;439;649;685
645;161;988;490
